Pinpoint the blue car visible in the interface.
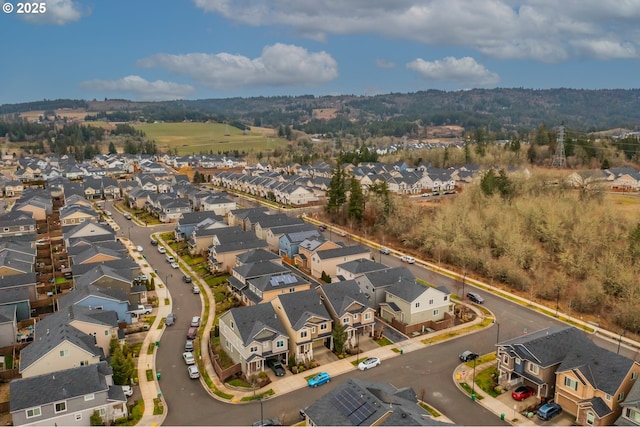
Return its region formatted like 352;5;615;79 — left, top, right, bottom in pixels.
307;372;331;387
537;401;562;421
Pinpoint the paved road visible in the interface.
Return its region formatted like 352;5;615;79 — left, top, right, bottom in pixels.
106;200;637;426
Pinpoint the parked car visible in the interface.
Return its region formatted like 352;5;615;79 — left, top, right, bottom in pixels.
165;313;176;326
136;245;144;252
537;401;562;421
192;285;200;294
123;213;132;220
182;275;192;283
459;351;479;362
183;351;195;365
466;292;485;304
511;385;536;401
121;385;133;397
190;316;200;327
185;339;194;352
157;246;166;254
307;372;331;387
139;274;148;281
188;365;200;379
267;359;286;377
358;357;381;371
150;239;158;246
171;262;179;269
338;230;347;236
186;327;197;339
400;255;415;264
105;211;113;216
165;255;175;263
252;418;281;426
379;247;390;255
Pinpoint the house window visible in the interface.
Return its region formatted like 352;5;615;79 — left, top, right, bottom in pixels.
230;321;234;329
54;401;67;413
104;330;109;336
60;349;69;357
605;394;611;401
619;392;625;402
311;327;316;333
225;341;231;350
502;354;509;365
289;288;295;293
343;318;350;324
429;299;433;305
364;313;371;320
85;393;95;401
99;408;106;417
3;227;8;232
415;302;420;308
633;372;638;380
75;413;82;421
433;309;439;316
301;331;308;338
25;407;41;419
444;295;448;301
527;361;539;374
626;408;640;423
586;412;595;425
320;324;327;330
564;377;578;391
276;340;284;348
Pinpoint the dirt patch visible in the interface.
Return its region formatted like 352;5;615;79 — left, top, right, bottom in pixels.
312;108;338;120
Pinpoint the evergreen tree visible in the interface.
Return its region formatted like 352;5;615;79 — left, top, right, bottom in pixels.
326;161;347;215
108;141;117;154
332;322;347;354
347;177;365;222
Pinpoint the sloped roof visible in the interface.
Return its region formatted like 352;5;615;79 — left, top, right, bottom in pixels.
226;303;287;347
275;289;331;330
320;280;373;317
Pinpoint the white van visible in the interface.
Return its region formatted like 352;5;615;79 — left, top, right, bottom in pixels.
166;255;175;263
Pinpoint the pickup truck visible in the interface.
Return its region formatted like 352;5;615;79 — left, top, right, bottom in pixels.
130;304;153;316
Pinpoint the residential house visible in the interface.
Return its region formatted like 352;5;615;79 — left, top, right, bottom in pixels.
68;243;126;266
59;205;99;227
73;264;134;301
317;280;376;349
174;211;223;241
101;177;120;199
310;244;372;280
253;214;304;240
227;207;269;228
271;289;333;363
10;362;127;427
616;380;640;426
200;194;237;216
14;194;53;221
158;197;191;223
294;238;339;272
58;283;133;325
355;266;415;307
268;223;318;254
187;221;230;256
208;238;269;273
0;249;35;276
335;258;388;281
4;180;24;197
63;222;116;248
0;273;37;320
235;248;281;267
302;378;451;426
218;303;289;377
0;211;37;238
379;278;454;335
83;177;104;200
229;259;309;305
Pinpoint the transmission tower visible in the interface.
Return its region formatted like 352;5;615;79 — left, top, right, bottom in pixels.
551;125;566;168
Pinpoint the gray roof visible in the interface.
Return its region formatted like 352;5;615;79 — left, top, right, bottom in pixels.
304;378;452;426
20;311;105;372
0;305;16;323
0;250;34;274
57;283;129;309
236;248;281;265
316;244;371;260
74;264;133;288
337;259;388;275
233;260;289;280
319;280;373;317
248;272;306;293
226;303;287;347
71;258;138;277
275;289;331;330
0;286;30;305
281;227;323;244
557;337;635;395
498;326;594;368
71;244;125;265
178;211;222;226
11;362;123;412
0;272;37;290
385;277;435;303
214;239;268;254
357;267;415;289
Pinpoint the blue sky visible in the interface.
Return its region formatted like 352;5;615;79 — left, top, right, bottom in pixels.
1;0;639;104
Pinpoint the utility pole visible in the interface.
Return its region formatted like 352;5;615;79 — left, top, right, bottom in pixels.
551;124;566;168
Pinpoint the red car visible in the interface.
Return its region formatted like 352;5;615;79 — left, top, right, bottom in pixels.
511;385;536;401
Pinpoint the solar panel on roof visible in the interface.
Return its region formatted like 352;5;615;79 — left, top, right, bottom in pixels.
332;387;376;425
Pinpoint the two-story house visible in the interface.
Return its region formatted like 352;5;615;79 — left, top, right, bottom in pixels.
218;303;289;378
10;361;127;426
335;259;388;281
59;204;99;227
271;289;333;364
310;244;372;281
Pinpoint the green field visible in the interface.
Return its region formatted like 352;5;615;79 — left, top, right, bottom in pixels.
133;122;287;155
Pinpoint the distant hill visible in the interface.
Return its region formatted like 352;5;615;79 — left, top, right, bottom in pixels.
2;88;640;132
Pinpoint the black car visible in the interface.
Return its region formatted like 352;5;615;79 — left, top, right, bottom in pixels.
267;359;286;377
466;292;485;304
183;275;192;283
150;239;158;246
459;351;479;362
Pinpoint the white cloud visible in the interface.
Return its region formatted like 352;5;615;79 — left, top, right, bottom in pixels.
192;0;640;62
80;76;195;101
18;0;87;25
407;56;500;87
137;43;338;89
375;59;396;69
570;39;638;60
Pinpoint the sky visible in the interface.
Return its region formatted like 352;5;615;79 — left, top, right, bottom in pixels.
1;0;639;104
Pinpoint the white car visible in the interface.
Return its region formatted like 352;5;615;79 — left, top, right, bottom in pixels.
401;255;416;264
188;365;200;379
170;262;179;269
121;385;133;397
183;351;195;365
358;357;381;371
157;246;166;254
136;245;144;252
192;285;200;294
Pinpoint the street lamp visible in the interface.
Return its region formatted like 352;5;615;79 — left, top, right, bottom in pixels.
555;285;560;318
618;330;626;355
356;330;360;364
471;357;477;400
462;272;467;299
165;274;172;286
